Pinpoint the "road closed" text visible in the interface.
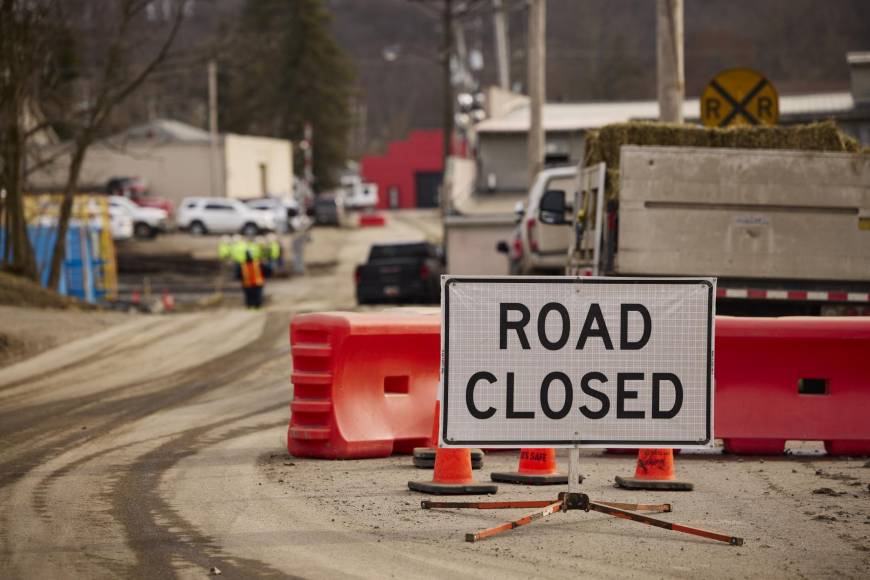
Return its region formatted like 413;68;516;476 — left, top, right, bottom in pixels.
462;302;684;421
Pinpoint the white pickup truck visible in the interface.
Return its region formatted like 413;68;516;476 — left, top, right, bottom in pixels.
108;195;169;239
513;165;578;274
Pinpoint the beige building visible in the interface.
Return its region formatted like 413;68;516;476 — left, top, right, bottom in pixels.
29;119;293;204
443;156;522;276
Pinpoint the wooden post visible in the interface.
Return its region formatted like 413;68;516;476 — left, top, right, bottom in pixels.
527;0;546;183
657;0;684;123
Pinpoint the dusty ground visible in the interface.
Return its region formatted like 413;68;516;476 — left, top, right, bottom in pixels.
0;305;131;367
1;209;868;579
0;271;130;367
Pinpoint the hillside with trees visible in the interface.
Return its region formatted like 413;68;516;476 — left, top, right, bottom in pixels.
220;0;355;191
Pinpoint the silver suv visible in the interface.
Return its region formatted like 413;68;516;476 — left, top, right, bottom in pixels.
177;197;275;236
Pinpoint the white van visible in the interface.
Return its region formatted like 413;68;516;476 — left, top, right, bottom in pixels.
341;175;379;209
516;165;578;274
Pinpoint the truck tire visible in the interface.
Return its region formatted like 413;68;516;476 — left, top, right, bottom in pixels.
241;222;259;237
134;222;156;239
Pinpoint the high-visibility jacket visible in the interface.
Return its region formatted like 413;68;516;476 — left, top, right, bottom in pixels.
230;241;247;263
218;241;231;260
248;242;263;261
269;240;281;260
231;241;261;263
241;258;264;288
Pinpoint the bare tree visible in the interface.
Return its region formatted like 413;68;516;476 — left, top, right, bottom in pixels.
45;0;186;289
0;0;59;279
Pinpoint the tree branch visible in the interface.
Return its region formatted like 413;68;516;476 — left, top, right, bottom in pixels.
97;0;187;127
23;143;74;177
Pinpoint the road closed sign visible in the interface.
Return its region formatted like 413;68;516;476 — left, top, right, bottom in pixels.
439;277;715;448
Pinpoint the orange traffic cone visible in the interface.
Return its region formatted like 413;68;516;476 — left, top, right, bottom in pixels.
131;290;141;305
161;288;175;312
491;448;578;485
614;448;693;491
412;402;483;469
408;447;497;495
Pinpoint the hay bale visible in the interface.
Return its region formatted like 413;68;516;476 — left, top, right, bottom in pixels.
583;121;861;198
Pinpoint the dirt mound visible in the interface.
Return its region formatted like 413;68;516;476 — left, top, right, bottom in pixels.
0;271;91;310
0;330;28;368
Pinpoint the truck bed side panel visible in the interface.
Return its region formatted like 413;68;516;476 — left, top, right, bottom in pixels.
616;146;870;282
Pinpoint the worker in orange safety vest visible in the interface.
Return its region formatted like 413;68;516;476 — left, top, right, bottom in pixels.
239;248;265;309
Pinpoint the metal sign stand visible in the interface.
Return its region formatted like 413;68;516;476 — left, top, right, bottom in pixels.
568;447;581;494
420;447;743;546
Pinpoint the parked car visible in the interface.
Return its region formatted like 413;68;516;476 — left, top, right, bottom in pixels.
81;198;133;241
244;197;305;232
106;204;134;241
313;193;345;226
108;195;169;239
243;198;287;233
355;241;444;304
105;176;174;217
176;197;275;236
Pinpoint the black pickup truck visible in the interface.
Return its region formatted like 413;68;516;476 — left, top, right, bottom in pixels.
355;242;444;304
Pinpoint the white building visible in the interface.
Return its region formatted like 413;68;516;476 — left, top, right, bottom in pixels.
29;119;294;205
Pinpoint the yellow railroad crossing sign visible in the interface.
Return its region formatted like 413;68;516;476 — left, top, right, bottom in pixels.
701;68;779;127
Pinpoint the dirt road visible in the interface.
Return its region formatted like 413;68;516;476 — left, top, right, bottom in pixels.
1;212;867;579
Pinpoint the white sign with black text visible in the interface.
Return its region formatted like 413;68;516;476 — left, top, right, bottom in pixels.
439;277;715;448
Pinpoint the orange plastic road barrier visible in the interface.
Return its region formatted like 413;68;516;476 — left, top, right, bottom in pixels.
716;316;870;456
412;401;483;469
358;214;387;227
408;447;498;495
490;448;571;485
288;312;440;459
615;448;693;491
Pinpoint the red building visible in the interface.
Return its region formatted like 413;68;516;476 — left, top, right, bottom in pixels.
360;130;450;210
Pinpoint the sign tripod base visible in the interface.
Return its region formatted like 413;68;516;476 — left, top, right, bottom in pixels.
421;492;743;545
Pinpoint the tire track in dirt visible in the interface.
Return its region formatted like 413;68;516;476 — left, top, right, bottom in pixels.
108;412;297;579
0;315;290;576
0;314;293;578
0;317;184;393
0;315;289;491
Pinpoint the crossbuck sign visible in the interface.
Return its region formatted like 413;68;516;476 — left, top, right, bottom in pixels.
439;277;715;448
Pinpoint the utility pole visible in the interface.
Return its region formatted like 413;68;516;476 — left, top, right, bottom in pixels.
303;122;314;192
493;0;510;90
454;20;470;90
656;0;684;122
527;0;546;184
207;59;221;196
441;0;454;220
